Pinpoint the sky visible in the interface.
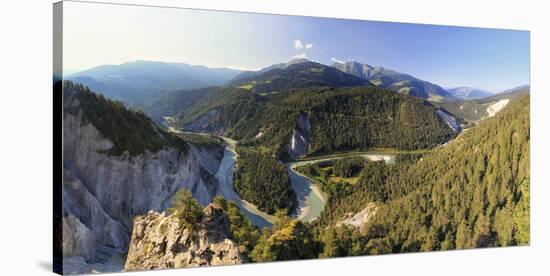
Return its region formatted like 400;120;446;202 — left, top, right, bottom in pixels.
62;1;530;92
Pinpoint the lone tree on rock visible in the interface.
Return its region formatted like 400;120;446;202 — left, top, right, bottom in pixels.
168;188;203;228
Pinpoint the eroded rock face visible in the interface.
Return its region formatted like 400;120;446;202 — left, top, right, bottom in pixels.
62;215;97;262
124;204;245;271
287;112;311;159
62;109;224;265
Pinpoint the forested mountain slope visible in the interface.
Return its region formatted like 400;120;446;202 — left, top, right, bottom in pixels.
439;86;529;123
315;94;529;255
179;86;457;161
146;87;220;123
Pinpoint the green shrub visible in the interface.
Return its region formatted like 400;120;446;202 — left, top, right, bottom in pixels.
213;196;261;256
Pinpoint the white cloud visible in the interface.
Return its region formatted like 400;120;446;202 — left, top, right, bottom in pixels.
331;57;345;64
293;40;312;59
293;52;308;59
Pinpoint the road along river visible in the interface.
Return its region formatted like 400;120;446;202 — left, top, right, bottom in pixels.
286;153;395;223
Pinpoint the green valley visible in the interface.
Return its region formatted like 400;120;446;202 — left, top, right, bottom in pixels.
150;61;462;221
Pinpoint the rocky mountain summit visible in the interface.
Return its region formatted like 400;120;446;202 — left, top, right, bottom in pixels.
124;204;245;271
332;60;455;101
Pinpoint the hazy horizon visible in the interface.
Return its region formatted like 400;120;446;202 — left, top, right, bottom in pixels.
62;1;530;92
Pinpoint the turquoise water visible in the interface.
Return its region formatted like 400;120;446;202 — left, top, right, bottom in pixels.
215;139;273;229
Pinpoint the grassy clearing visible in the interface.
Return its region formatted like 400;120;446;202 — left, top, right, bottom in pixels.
239;83;255;90
428;94;444;102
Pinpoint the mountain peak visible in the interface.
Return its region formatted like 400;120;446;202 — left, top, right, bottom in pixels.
287;57;310;64
330;58;363;66
229;60;370;94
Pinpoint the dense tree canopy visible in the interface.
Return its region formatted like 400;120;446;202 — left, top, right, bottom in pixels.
233;148;297;214
333;157;365;178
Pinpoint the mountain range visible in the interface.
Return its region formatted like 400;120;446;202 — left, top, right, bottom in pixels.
67;60;242;105
446;86;494;99
66;59;526;108
162;83;457;161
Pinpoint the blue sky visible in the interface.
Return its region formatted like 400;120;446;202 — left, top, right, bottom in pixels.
64;1;529;92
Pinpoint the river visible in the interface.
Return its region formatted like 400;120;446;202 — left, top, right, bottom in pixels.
214;137;275;228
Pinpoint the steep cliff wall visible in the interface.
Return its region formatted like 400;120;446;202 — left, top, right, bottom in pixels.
61;88;224;267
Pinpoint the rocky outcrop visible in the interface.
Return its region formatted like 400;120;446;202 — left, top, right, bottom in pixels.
124;204;245;271
62;106;224;267
436;109;461;132
486;99;510;118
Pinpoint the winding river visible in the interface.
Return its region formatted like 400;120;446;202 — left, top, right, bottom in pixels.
214;135;395;228
214;137;276;228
